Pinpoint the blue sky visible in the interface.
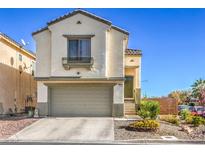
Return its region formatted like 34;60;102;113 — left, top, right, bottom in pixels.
0;8;205;97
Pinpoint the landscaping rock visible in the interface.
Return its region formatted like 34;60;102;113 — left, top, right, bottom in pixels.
180;125;193;134
0;115;39;139
114;120;205;141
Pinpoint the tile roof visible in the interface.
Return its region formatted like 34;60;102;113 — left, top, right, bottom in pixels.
125;49;142;55
111;25;129;35
47;9;112;26
32;27;48;36
0;32;36;58
32;9;129;36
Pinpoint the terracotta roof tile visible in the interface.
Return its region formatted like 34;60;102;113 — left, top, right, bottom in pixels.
32;9;129;36
32;27;48;36
47;9;112;26
111;25;129;35
125;49;142;55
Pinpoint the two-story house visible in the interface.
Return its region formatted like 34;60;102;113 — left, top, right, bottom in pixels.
0;32;36;115
33;9;142;117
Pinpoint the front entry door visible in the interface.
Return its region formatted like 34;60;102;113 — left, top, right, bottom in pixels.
124;76;134;98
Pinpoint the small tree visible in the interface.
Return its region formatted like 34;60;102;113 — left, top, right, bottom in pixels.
168;90;191;104
168;91;180;103
138;100;160;120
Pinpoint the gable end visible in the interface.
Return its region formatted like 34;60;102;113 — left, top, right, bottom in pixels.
47;10;112;26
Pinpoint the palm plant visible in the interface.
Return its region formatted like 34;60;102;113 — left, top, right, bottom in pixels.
191;79;205;105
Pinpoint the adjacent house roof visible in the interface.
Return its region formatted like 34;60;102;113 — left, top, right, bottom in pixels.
32;9;129;36
125;49;142;56
0;32;36;59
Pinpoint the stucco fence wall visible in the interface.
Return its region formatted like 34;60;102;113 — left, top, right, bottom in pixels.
0;63;37;115
144;97;178;115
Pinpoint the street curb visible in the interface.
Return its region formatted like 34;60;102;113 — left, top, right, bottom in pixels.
118;139;205;144
0;139;204;145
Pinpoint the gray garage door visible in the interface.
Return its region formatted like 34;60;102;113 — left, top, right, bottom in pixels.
50;84;113;117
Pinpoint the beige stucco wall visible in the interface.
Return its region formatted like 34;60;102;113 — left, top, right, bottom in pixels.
0;39;35;74
37;81;48;103
125;55;141;89
34;13;128;79
107;28;127;77
0;37;37;114
125;55;141;67
125;68;140;89
49;14;110;77
34;30;51;77
33;12;134;116
34;13;112;78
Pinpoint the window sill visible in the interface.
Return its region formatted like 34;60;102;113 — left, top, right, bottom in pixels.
62;57;94;70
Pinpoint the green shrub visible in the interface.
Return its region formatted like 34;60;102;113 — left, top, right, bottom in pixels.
127;120;160;132
138;100;160;119
180;109;191;120
192;116;205;127
185;115;205;126
185;115;193;124
160;115;180;126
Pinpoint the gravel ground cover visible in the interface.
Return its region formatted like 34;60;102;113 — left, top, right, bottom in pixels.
114;120;205;141
0;115;39;139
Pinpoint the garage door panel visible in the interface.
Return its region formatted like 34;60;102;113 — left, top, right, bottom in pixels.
50;85;113;117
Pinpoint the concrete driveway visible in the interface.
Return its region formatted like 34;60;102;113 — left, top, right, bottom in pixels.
9;117;114;142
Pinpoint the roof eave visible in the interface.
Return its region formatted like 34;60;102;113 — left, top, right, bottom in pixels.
32;27;49;36
111;25;129;35
47;10;112;26
125;53;142;56
0;33;36;59
125;49;142;56
32;9;129;36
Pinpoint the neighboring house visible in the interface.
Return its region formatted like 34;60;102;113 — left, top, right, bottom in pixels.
33;9;142;117
0;32;37;115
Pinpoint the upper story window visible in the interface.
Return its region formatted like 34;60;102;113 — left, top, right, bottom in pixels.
68;39;91;59
62;35;94;70
19;54;22;61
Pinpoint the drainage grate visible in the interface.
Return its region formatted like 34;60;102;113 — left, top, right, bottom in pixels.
161;136;178;140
